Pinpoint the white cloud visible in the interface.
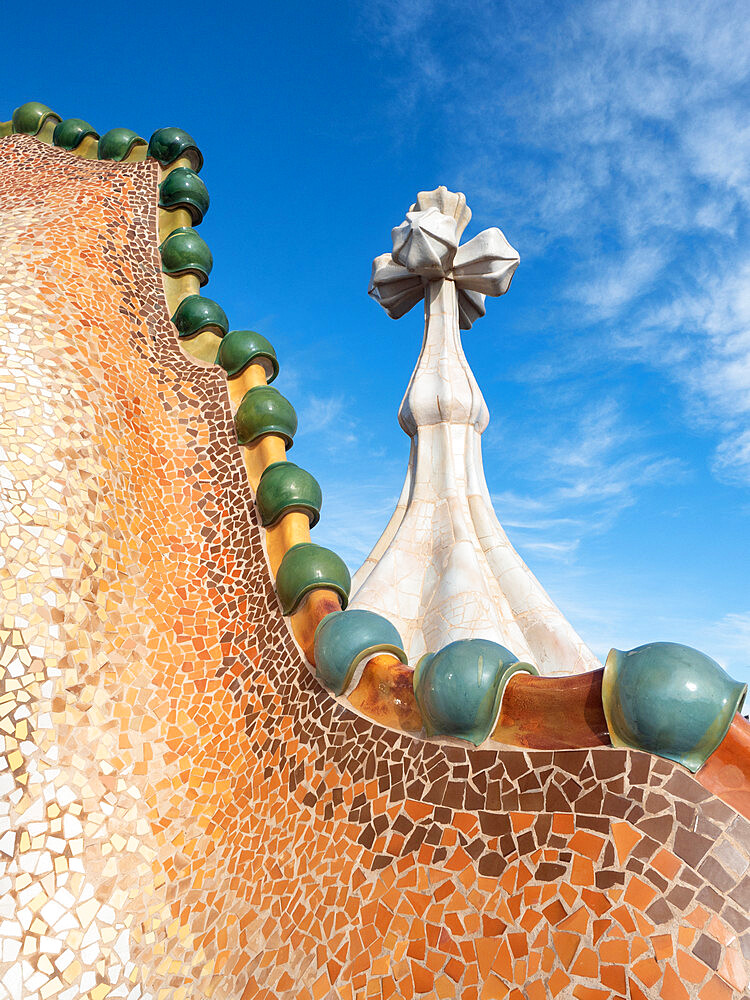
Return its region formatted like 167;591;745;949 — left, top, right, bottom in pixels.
683;107;750;196
296;394;347;435
632;257;750;481
521;538;580;560
367;0;750;485
490;398;686;562
712;430;750;486
708;612;750;682
576;245;665;321
311;480;401;570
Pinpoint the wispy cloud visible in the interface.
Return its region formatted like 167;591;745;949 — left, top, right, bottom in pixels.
311;480;402;570
491;398;686;561
365;0;750;485
713;430;750;487
707;612;750;682
575;246;666;321
297;394;348;435
521;538;580;559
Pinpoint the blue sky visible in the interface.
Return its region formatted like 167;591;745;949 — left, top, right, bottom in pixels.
3;0;749;682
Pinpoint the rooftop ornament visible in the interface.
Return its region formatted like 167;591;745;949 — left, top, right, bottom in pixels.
351;187;601;674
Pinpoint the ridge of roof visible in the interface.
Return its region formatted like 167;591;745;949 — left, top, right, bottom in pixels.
1;100;352;680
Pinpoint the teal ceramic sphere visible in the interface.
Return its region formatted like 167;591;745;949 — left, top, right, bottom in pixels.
171;295;228;339
256;462;322;528
235;386;297;449
275;543;351;616
159;168;209;225
159;228;213;286
414;639;538;745
52;118;99;150
216;330;279;382
603;642;747;773
314;610;406;695
12;102;60;136
98;128;147;161
148;127;203;172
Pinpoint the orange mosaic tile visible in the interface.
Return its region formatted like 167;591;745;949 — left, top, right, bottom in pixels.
652;847;683;881
611;820;643;864
548;968;571;996
680;925;699;948
718;946;750;993
567;830;606;861
652;933;674;960
699;976;735;1000
600;963;627;994
551;930;579;969
697;717;750;820
679;949;713;983
663;963;691;1000
628;980;651;1000
570;946;598;978
632;956;662;987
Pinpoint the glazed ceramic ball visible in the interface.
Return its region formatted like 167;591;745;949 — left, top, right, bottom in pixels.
413;638;537;745
314;609;406;695
602;641;746;772
275;543;350;616
234;386;297;449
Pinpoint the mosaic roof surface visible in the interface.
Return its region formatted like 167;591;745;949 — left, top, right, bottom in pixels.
0;133;748;1000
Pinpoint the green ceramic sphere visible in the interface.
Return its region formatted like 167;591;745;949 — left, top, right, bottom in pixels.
171;295;228;339
160;227;213;286
256;462;322;528
314;609;406;695
413;639;538;746
52;118;99;150
159;168;209;225
148;127;203;172
275;543;351;616
216;330;279;382
235;386;297;448
603;642;747;773
98;128;147;161
12;102;60;136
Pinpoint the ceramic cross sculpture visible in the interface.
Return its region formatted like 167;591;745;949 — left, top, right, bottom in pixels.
351;187;601;674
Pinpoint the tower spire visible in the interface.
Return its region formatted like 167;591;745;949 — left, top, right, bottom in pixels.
351;187;599;675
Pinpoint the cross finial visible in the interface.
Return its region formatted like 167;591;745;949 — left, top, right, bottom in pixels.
353;188;599;674
368;186;520;329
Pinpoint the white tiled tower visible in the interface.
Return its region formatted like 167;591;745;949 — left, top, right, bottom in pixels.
351;187;600;675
